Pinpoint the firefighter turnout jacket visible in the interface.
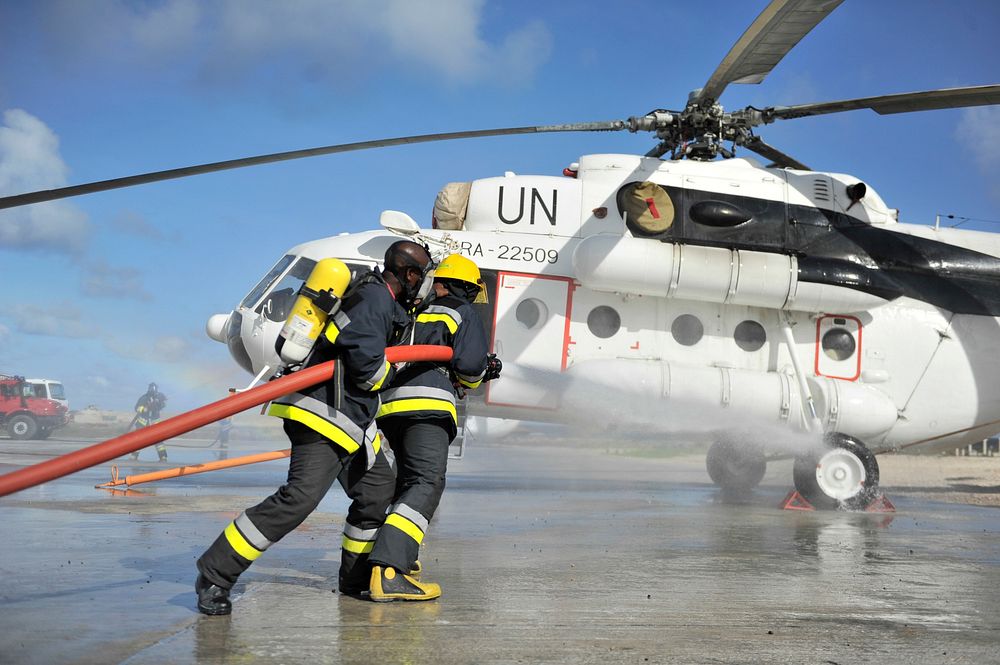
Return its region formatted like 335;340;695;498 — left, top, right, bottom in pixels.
267;271;410;458
377;294;489;435
134;391;166;427
366;292;489;575
197;270;409;597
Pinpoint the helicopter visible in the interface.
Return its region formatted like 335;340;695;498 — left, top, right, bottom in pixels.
2;0;999;509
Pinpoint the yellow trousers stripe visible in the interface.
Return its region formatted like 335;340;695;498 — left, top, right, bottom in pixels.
342;535;375;554
385;513;425;544
225;523;263;561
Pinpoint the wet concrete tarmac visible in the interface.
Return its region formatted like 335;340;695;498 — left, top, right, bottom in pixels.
1;436;998;664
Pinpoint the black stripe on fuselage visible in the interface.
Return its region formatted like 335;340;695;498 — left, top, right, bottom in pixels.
641;184;1000;316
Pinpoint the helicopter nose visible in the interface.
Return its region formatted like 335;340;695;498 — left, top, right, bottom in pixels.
206;313;231;343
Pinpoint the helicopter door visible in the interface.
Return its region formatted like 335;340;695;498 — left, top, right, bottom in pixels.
487;272;571;410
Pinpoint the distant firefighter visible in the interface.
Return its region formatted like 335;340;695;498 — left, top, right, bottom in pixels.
216;417;233;460
130;383;168;462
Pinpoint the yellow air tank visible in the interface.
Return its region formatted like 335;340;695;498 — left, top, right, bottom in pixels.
277;258;352;365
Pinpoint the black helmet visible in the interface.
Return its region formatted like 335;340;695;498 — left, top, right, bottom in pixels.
148;382;158;393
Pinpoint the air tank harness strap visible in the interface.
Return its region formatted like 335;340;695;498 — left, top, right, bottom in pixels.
298;285;342;316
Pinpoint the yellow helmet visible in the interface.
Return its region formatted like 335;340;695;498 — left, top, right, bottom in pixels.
434;254;488;303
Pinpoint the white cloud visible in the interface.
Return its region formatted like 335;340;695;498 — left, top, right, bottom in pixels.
151;336;191;362
81;260;152;301
110;210;168;240
10;303;100;338
41;0;201;61
957;106;1000;173
40;0;551;88
0;109;91;253
491;20;552;87
380;0;492;82
110;334;193;364
128;0;201;54
88;375;112;389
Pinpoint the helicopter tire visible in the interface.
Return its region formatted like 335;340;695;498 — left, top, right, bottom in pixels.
8;414;39;441
793;433;880;510
706;437;767;491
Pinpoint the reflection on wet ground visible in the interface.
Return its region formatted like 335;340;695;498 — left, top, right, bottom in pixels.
1;437;998;664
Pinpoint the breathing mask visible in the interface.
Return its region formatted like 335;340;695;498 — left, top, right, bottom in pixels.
394;257;436;309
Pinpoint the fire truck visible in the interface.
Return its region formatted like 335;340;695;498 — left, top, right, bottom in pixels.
0;374;70;440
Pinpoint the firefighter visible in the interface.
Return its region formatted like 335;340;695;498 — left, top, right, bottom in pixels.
366;253;501;602
194;240;434;615
215;417;232;460
129;383;168;462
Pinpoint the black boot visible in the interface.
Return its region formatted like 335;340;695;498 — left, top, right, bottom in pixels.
196;574;232;615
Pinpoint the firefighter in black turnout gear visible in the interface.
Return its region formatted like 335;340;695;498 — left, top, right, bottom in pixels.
130;383;168;462
195;240;434;616
367;253;500;602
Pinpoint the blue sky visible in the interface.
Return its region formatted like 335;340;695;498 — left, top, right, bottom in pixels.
1;0;998;413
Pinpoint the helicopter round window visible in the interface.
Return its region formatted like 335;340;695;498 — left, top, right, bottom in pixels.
822;328;856;361
515;298;548;330
587;306;621;339
734;320;766;352
671;314;703;346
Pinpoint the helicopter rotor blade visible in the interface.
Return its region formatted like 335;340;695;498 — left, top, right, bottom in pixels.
695;0;844;105
0;121;626;210
741;136;811;170
765;84;1000;120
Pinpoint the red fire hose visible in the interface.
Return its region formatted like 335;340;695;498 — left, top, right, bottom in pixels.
0;345;452;497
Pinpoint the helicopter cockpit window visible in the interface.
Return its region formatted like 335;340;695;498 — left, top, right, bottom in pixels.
734;320;766;352
617;181;676;238
822;328;856;361
257;257;317;323
671;314;704;346
240;254;296;309
515;298;548;330
587;306;621;339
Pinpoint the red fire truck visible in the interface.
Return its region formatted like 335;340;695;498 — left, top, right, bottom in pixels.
0;374;70;440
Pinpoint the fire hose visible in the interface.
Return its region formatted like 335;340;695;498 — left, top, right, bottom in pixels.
97;450;293;490
0;345;452;498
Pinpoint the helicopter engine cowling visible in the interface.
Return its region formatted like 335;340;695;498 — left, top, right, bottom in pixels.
573;234;891;313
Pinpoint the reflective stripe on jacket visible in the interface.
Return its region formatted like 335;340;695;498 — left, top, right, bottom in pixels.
377;294;488;426
268;272;408;454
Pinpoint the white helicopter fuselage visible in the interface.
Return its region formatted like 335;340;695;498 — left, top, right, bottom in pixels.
211;154;1000;456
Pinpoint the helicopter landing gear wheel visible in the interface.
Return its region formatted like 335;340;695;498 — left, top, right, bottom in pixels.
793;434;880;510
706;438;767;492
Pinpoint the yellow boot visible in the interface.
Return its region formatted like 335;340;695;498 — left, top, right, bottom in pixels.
369;565;440;602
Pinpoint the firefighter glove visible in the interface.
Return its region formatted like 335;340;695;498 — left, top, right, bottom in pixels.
484;354;502;381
